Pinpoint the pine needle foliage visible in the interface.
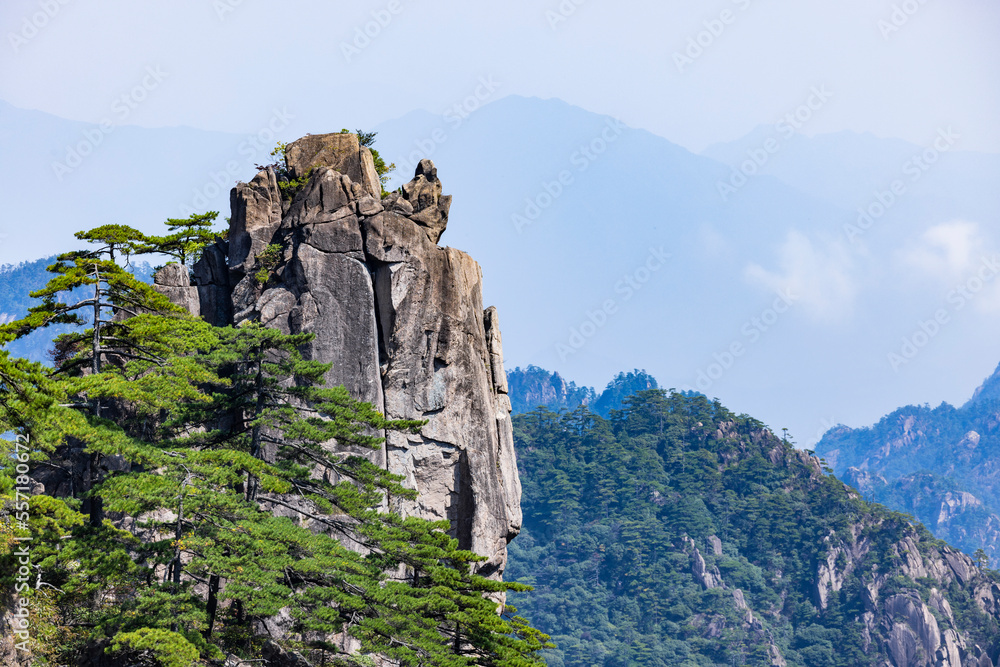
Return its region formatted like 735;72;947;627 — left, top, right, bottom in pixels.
0;223;550;666
142;211;221;267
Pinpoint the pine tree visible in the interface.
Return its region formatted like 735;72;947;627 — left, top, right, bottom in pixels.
70;320;550;664
2;222;551;666
143;212;220;267
2;224;190;526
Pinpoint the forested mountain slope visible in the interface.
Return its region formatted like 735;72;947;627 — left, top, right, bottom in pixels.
816;363;1000;569
507;391;1000;667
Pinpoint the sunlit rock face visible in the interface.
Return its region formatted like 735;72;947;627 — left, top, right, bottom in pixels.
168;134;520;578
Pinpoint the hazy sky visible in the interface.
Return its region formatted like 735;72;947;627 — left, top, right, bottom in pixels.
2;1;1000;441
2;0;998;153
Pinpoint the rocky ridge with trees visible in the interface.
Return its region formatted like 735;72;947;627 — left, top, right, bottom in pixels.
0;132;544;666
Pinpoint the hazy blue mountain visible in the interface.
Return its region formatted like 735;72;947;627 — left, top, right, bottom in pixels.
507;366;658;417
816;363;1000;567
0;255;154;364
507;365;598;415
0;255;76;363
371;96;1000;447
0;99;249;265
703;125;1000;221
968;363;1000;407
5;95;1000;446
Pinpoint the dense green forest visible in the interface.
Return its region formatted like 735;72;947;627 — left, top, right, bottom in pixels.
4;225;1000;664
506;392;1000;667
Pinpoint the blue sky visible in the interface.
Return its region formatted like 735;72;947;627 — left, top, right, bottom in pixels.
2;0;998;152
2;1;999;442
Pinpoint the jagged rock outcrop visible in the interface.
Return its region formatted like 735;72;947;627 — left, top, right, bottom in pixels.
809;515;1000;666
506;365;597;415
159;134;520;577
685;536;722;590
152;262;200;315
382;159;452;244
817;364;1000;569
681;535;787;665
284;132;382;199
362;204;518;570
814;524;871;610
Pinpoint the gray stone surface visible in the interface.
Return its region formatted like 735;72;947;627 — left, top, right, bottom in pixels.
192;240;233;326
228;166;283;278
185;150;519;580
152;263;200;316
486;306;521;539
809;522;994;666
689;543;721;590
232;166;384;411
363;210;516;575
708;534;723;556
284;133;381;199
400;159;452;244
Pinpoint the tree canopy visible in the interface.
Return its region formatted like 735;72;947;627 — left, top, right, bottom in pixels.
0;223;549;666
507;391;1000;667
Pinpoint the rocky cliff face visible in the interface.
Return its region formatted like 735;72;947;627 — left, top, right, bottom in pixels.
506;365;597;415
755;439;1000;667
163;133;521;576
814;521;1000;667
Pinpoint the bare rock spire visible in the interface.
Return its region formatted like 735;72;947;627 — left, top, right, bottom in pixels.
182;135;519;580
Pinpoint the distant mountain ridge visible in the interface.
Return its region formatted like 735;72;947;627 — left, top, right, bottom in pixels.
968;363;1000;407
816;362;1000;568
507;366;657;417
0;255;154;363
6;95;1000;445
507;365;597;414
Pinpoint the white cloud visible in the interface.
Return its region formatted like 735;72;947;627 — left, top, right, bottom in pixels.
896;220;986;280
894;221;1000;314
745;230;857;322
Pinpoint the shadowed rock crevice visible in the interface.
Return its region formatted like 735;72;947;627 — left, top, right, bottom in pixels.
456;449;474;551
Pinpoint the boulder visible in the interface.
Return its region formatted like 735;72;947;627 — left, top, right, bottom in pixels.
400;159;452;244
284;132;381;199
152;263;199;316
